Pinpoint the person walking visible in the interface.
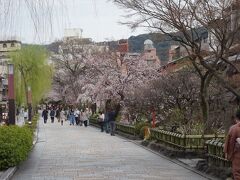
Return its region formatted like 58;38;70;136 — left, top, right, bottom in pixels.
55;108;60;123
224;110;240;180
42;109;48;124
81;110;88;127
69;109;75;126
74;108;80;126
85;108;91;126
108;109;116;136
98;111;105;132
60;109;65;126
104;111;110;133
50;108;55;123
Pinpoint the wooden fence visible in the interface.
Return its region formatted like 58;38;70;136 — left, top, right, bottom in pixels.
115;123;135;135
150;129;225;151
205;139;231;167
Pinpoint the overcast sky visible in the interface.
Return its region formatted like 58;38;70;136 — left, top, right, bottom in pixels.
0;0;146;44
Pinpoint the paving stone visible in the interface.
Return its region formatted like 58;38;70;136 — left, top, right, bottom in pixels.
12;120;210;180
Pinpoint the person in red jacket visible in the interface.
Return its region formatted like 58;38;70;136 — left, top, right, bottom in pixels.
224;110;240;180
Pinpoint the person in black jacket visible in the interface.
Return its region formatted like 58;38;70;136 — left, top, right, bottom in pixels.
108;110;116;136
55;108;60;122
50;108;55;123
42;109;48;124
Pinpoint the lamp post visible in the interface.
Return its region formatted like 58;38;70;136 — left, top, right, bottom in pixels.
7;63;15;125
27;86;32;123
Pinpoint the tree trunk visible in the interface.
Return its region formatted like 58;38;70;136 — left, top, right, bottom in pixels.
200;74;213;134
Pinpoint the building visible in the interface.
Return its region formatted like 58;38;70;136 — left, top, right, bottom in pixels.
118;39;129;57
59;29;109;55
64;28;83;41
0;40;21;123
168;31;209;62
143;39;161;65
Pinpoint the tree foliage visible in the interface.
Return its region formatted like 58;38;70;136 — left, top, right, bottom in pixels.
113;0;240;132
11;45;52;106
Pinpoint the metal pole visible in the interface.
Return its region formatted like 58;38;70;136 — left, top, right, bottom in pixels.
27;86;32;123
7;64;15;125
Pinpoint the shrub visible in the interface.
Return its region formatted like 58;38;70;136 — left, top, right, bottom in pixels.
135;121;150;136
0;126;33;170
24;115;38;134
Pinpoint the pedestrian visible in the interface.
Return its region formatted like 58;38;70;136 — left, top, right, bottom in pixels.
81;110;88;127
79;110;84;126
85;108;91;126
55;108;60;122
98;111;105;132
60;109;65;126
108;109;116;136
69;109;75;125
65;109;69;121
50;108;55;123
42;109;48;124
104;111;110;133
74;108;80;126
224;110;240;180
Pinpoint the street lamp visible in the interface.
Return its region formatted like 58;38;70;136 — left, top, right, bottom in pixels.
27;86;32;123
7;63;15;125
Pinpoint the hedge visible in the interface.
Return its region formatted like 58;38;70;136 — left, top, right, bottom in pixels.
0;115;38;170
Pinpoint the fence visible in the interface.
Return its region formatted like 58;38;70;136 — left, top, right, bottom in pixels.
89;117;100;127
205;139;231;167
150;129;225;151
115;123;135;135
89;117;135;135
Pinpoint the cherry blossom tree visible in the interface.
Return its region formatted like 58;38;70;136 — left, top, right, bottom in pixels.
51;38;161;113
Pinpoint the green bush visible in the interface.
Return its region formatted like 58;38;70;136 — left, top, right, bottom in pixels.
135;121;150;136
0;126;33;170
24;115;38;134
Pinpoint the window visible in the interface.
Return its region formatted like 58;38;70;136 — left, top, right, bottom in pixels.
11;43;15;47
3;43;7;48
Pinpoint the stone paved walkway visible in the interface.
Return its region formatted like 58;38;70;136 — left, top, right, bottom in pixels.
12;119;209;180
